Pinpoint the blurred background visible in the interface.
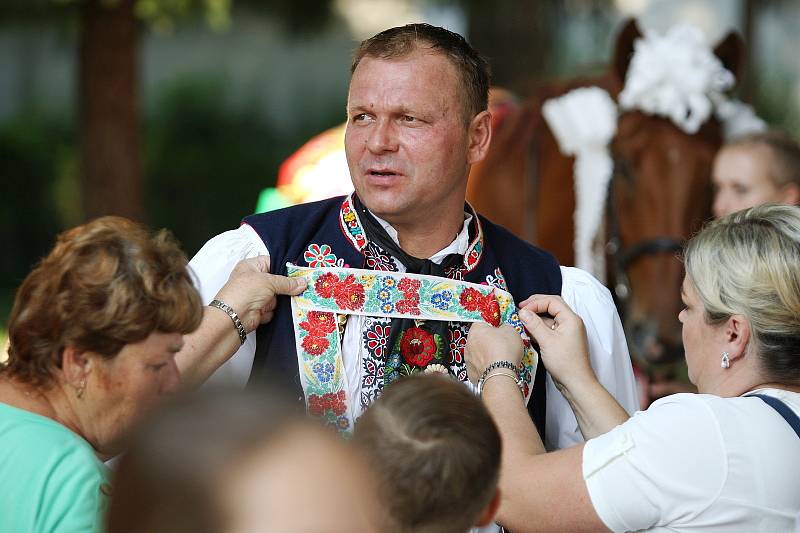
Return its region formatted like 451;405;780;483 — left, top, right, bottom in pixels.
1;0;799;349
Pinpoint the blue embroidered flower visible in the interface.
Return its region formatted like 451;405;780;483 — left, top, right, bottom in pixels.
377;289;392;302
430;290;453;310
381;276;396;288
384;350;402;385
381;302;395;313
312;361;335;383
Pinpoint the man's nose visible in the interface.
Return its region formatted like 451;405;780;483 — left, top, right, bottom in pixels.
366;119;398;154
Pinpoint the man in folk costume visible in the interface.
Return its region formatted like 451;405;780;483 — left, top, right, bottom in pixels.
190;24;638;456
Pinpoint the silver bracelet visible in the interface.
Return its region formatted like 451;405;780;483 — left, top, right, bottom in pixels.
479;360;520;382
209;299;247;345
479;371;525;398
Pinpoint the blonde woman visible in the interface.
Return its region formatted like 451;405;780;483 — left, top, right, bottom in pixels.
466;204;800;532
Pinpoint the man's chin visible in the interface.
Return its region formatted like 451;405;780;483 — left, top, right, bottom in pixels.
355;190;407;219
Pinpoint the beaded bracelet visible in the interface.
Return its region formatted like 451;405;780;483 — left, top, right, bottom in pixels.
479;360;520;382
209;299;247;345
477;360;524;397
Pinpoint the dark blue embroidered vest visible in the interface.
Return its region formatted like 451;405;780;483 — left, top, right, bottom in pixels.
242;195;562;434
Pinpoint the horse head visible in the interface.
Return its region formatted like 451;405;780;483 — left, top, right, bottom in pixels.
468;19;750;367
607;20;744;365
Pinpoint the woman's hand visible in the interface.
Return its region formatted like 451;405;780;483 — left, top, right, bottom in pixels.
213;256;307;332
465;323;524;384
518;294;594;393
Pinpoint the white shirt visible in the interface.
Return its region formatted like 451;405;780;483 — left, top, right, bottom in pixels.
189;220;640;451
583;388;800;532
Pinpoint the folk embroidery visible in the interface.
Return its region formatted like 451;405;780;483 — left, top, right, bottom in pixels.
289;264;537;434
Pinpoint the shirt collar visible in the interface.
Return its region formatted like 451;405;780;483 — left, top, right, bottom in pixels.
370;211;473;263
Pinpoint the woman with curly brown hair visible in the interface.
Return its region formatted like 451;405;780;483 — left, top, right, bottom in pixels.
0;216;305;532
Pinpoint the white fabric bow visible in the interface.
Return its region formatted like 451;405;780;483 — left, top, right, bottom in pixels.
618;24;735;134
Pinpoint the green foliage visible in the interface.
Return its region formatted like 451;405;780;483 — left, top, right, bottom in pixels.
45;0;232;31
135;0;232;31
0;111;76;297
144;75;343;255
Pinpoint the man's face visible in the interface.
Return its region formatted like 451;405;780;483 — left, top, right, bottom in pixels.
345;50;474;227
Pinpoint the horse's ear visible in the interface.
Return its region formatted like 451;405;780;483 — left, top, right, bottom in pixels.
714;31;746;87
612;19;642;85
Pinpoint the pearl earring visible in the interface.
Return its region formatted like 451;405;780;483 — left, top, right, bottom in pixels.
721;351;730;369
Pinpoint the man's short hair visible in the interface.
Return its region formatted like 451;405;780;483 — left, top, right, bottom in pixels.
354;374;501;533
351;23;491;122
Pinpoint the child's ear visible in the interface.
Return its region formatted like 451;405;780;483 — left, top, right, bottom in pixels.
474;488;502;527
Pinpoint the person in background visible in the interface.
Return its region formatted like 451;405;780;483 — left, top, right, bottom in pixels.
108;386;378;533
712;130;800;218
466;204;800;532
0;216;304;532
354;374;501;533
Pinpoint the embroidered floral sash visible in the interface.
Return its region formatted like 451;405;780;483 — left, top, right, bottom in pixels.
287;264;538;434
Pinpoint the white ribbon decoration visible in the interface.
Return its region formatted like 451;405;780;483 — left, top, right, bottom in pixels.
713;97;767;139
542;87;617;278
543;24;767;280
618;24;735;134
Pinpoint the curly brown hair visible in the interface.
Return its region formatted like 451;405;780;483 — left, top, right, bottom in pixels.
2;216;202;387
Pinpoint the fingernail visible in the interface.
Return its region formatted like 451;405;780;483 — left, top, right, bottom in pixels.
519;309;533;321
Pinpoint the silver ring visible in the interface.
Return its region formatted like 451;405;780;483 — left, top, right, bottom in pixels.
550;321;557;330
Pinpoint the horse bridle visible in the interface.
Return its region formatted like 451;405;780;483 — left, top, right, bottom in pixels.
604;158;684;320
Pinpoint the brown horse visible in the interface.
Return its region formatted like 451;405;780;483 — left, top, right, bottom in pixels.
467;20;744;367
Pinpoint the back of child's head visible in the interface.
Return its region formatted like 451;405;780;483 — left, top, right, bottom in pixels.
354;374;501;533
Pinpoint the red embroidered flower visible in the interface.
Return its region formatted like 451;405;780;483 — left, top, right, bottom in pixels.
300;311;336;336
459;287;483;311
301;335;330;356
308;390;347;417
397;277;421;295
333;276;365;311
314;272;340;298
478;295;501;327
395;298;420;315
365;324;389;357
399;327;438;367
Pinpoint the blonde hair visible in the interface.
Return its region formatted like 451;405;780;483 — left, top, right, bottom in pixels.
684;204;800;384
3;216;202;386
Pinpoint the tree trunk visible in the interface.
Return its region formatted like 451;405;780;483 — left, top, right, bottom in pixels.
78;0;142;221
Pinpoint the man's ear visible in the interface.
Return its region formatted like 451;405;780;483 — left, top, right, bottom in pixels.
723;314;751;363
61;345;92;388
474;488;502;527
467;110;493;166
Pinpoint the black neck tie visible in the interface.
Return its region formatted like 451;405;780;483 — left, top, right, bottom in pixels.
353;195;464;377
